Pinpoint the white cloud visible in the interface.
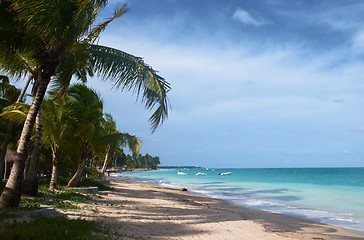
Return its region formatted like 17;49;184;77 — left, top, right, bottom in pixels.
352;30;364;52
233;8;265;26
99;31;364;133
94;11;364;167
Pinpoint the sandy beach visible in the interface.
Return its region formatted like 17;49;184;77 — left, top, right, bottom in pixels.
61;177;364;240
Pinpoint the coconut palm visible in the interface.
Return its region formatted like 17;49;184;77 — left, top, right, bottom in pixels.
0;99;42;195
99;114;141;176
22;108;42;195
66;84;104;187
0;0;170;208
66;84;142;187
1;75;33;181
41;95;74;190
1;85;141;189
0;75;21;178
20;80;43;196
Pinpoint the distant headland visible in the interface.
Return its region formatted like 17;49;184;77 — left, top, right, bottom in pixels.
158;166;202;169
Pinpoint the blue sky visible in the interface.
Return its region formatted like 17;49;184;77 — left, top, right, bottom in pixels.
16;0;364;168
85;0;364;168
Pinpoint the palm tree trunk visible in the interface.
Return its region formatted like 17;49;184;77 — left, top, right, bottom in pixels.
67;150;87;187
49;153;58;190
22;109;42;196
0;121;14;179
100;145;110;177
0;76;32;179
0;73;51;209
88;154;94;168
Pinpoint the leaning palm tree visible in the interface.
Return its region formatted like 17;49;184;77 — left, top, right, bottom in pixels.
65;84;140;187
41;95;74;190
1;75;33;181
99;114;141;177
0;0;170;208
66;84;104;187
0;99;41;195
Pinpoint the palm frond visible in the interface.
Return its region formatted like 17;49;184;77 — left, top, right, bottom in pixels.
86;4;127;44
41;96;75;152
0;1;42;78
50;42;95;97
0;102;29;124
116;132;141;156
0;75;21;102
86;44;171;131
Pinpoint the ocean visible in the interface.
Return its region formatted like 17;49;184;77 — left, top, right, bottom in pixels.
112;167;364;233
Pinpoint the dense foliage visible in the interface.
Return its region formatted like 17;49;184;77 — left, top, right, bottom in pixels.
0;0;169;209
0;216;111;240
123;154;160;170
1;84;159;182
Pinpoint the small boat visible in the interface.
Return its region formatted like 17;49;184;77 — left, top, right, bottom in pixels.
196;172;207;175
177;172;187;175
219;172;231;176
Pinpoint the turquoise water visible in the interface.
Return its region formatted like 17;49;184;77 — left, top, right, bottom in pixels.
113;167;364;232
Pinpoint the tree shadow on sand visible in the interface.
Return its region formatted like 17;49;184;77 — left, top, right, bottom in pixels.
65;182;363;240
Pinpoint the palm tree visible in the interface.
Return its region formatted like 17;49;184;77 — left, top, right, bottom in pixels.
66;84;142;186
66;84;104;187
0;0;98;208
22;108;42;195
0;75;21;178
0;98;42;195
0;0;170;208
1;75;33;180
99;114;141;176
1;85;141;189
21;80;43;196
41;95;74;190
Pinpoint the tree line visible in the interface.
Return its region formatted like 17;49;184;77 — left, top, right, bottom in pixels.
122;154;161;170
0;0;170;209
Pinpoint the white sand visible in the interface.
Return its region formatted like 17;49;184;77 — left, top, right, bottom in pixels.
62;178;364;240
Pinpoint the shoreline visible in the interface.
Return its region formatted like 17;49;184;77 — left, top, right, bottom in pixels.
112;173;364;234
61;177;364;239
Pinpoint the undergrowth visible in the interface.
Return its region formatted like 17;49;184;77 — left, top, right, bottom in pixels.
0;216;115;240
0;177;130;239
18;183;92;211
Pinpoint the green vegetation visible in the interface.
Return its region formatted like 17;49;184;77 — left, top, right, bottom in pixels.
20;189;91;211
0;2;171;239
125;154;161;170
0;216;114;240
0;178;140;240
0;0;170;209
1;84;143;190
0;179;101;211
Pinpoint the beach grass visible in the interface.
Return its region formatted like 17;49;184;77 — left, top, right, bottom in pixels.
0;178;124;239
0;216;113;240
5;181;93;211
0;177;114;211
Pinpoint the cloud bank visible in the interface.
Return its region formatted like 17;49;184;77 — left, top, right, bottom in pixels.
90;0;364;168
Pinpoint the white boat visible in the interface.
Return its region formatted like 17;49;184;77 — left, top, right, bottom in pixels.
196;172;207;175
219;172;231;175
177;172;187;175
